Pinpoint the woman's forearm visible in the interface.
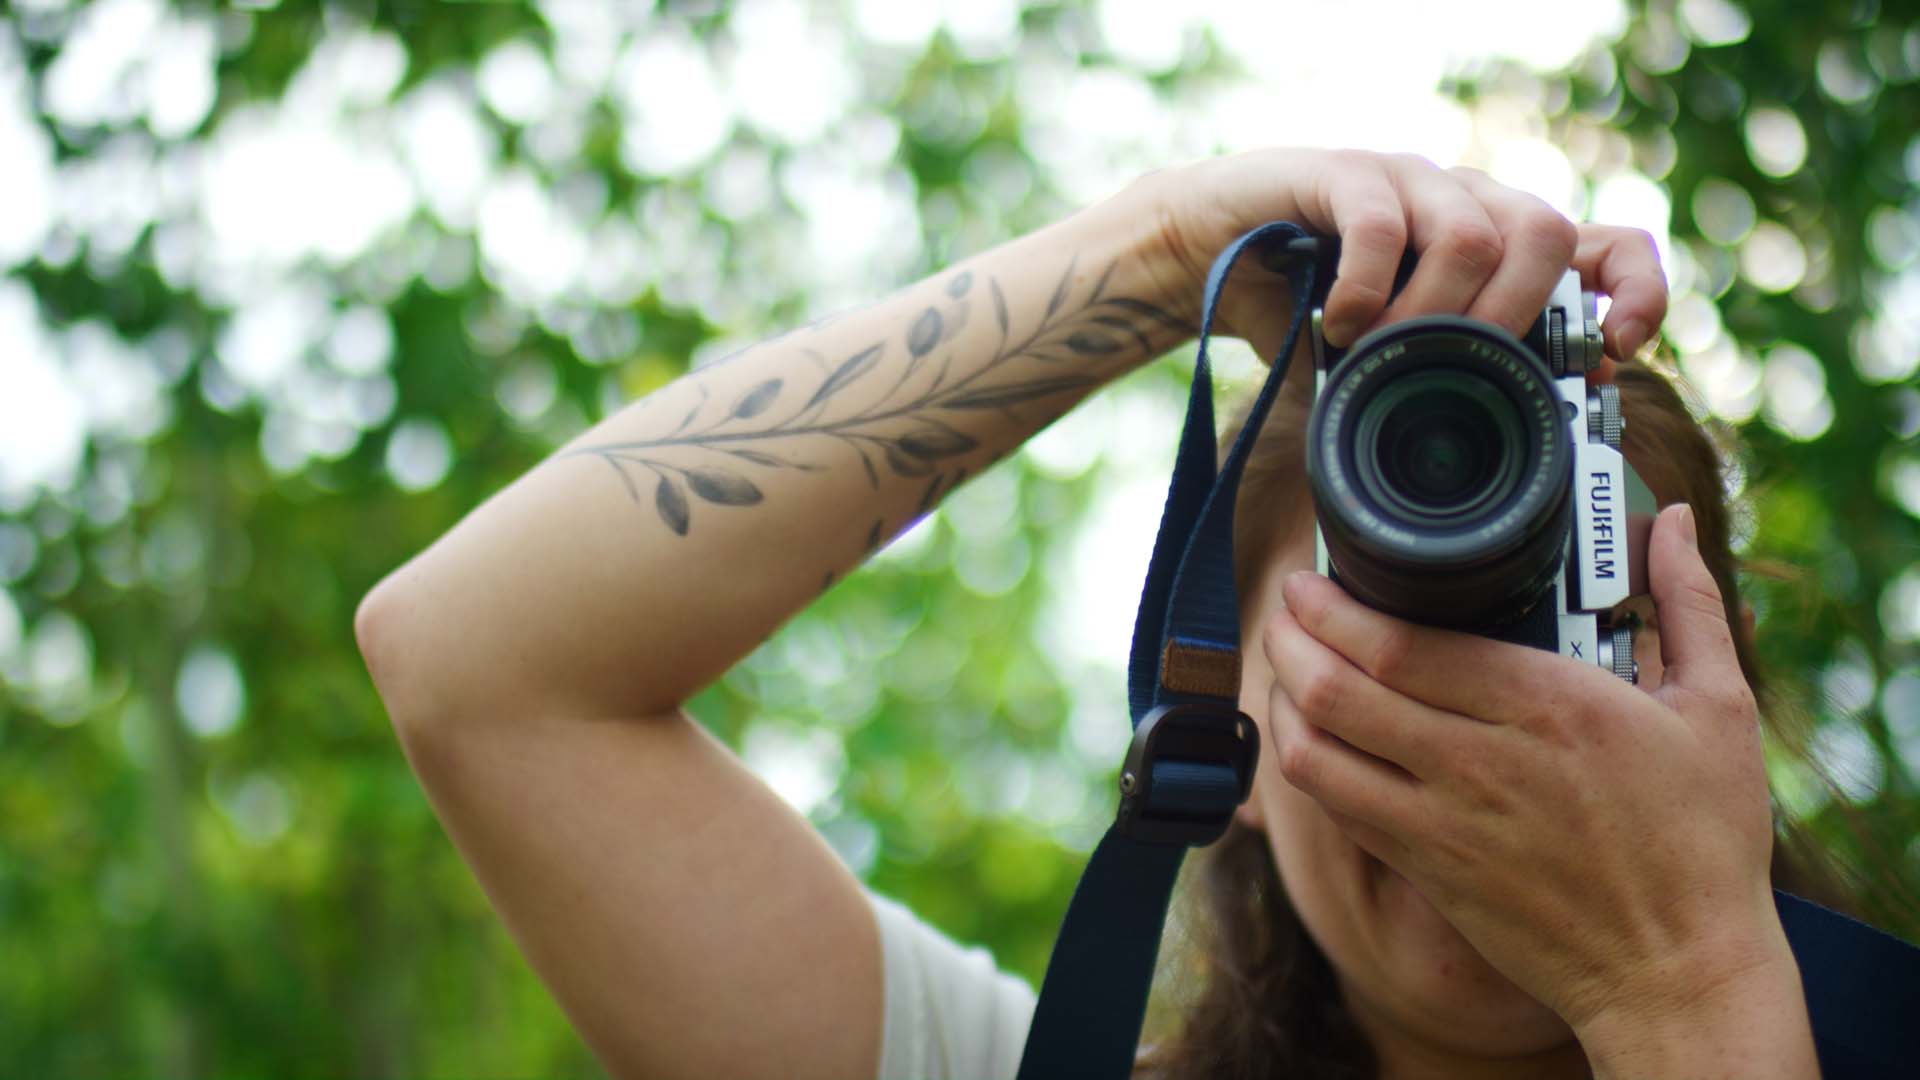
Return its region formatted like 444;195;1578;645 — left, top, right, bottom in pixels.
356;180;1197;724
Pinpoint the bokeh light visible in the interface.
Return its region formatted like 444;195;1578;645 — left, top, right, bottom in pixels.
1743;105;1808;178
176;642;245;737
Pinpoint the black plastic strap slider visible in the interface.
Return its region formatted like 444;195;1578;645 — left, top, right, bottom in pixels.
1115;703;1260;846
1259;233;1331;273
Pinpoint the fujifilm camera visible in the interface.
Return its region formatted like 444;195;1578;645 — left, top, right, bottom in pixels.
1297;246;1656;682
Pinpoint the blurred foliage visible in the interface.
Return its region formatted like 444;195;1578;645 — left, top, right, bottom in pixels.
0;0;1914;1076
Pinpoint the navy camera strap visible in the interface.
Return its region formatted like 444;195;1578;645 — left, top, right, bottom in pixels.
1013;222;1920;1080
1778;891;1920;1078
1014;221;1315;1080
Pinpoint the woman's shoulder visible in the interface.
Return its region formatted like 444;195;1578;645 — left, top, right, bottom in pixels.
864;887;1038;1080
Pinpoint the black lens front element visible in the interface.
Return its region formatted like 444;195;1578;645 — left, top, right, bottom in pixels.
1306;316;1572;631
1357;372;1525;522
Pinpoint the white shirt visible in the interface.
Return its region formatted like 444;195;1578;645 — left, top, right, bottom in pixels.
867;889;1038;1080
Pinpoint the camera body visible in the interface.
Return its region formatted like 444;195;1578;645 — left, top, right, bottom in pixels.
1302;260;1653;682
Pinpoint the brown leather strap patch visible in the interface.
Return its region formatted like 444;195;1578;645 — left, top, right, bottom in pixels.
1159;639;1241;699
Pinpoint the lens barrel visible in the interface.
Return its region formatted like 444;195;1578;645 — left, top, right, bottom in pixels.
1307;316;1572;630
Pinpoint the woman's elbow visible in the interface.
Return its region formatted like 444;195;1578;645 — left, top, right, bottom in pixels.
355;571;457;743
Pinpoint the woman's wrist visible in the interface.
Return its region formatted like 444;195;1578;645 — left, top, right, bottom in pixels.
1071;167;1214;344
1091;154;1323;365
1575;913;1818;1080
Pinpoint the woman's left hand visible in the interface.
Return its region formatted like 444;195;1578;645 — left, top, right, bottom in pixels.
1263;503;1816;1077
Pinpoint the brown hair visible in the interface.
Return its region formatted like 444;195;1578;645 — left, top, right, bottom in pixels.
1132;363;1858;1079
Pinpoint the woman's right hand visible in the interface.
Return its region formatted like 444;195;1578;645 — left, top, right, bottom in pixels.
1122;148;1667;383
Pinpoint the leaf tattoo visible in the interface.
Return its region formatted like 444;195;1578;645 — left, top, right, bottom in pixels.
884;444;933;477
1093;314;1153;355
807;344;883;409
916;473;945;515
1064;330;1123;356
603;456;642;502
907;308;943;359
573;248;1190;542
721;447;794;468
1085;259;1118;304
1099;297;1196;336
731;378;782;419
896;423;977;460
1044;253;1077;320
669;383;711;436
684;467;762;506
940;375;1097;410
656;477;691;536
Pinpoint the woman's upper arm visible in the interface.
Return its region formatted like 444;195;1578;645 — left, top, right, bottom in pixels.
384;700;884;1080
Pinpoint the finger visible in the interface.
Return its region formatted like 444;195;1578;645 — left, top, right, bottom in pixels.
1572;225;1667;362
1373;157;1503;324
1266;674;1423;832
1323;805;1415;876
1280;570;1573;723
1448;167;1580;340
1263;606;1448;779
1310;155;1408;348
1644;504;1748;707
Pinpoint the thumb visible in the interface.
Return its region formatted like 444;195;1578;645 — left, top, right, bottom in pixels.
1646;503;1742;700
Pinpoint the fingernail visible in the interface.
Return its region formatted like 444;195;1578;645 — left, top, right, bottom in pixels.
1676;504;1697;549
1282;570;1316;605
1615;319;1649;360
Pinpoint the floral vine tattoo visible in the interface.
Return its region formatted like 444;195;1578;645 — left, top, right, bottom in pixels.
565;255;1193;538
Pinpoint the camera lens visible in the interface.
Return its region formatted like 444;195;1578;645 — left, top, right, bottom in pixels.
1307;316;1571;631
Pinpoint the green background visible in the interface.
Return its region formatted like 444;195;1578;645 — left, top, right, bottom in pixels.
1;1;1916;1075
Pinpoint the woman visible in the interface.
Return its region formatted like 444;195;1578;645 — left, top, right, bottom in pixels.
354;148;1821;1078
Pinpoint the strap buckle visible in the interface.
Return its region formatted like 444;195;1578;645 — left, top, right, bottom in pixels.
1114;703;1259;846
